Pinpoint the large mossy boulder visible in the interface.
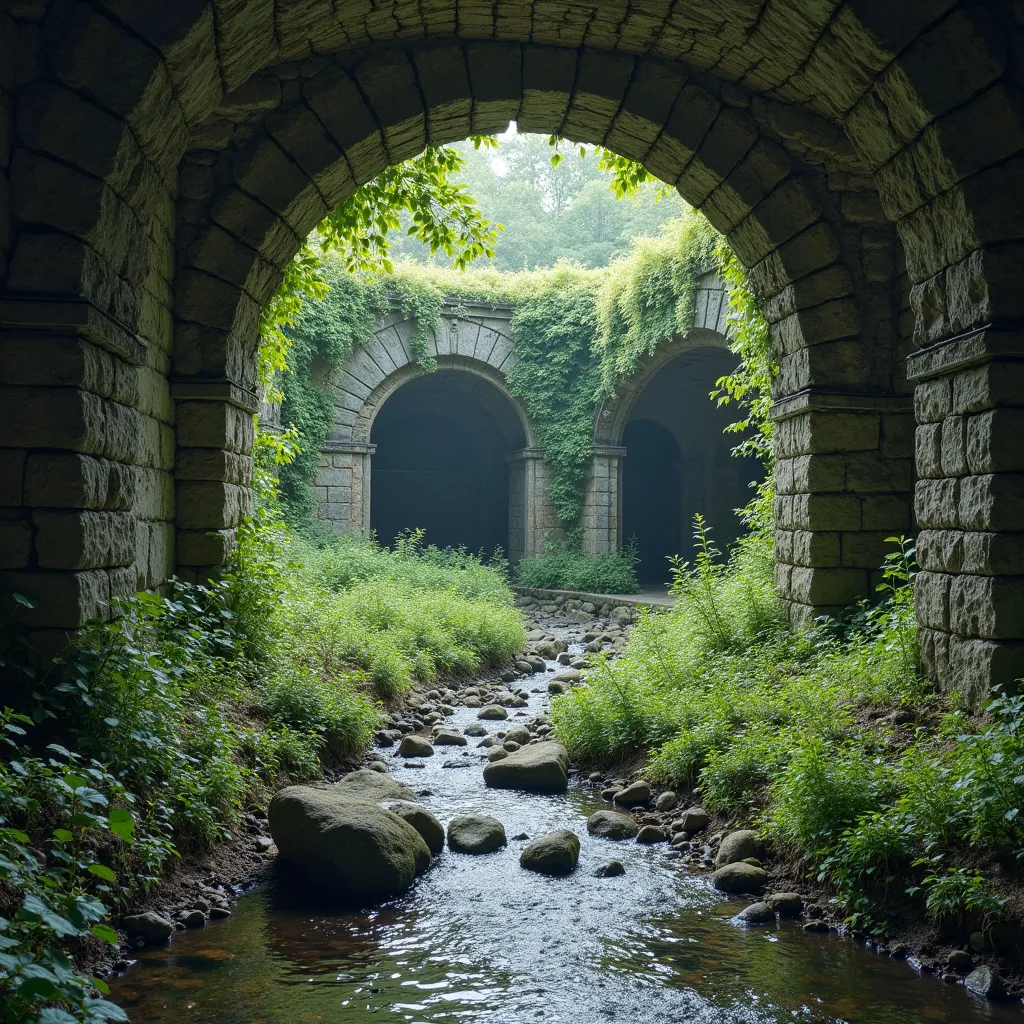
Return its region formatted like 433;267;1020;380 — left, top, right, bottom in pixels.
269;785;430;896
483;742;569;793
381;801;445;855
587;810;639;841
334;770;417;803
520;830;580;875
710;861;768;894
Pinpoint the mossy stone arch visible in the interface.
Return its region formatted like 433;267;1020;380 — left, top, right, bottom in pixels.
1;2;1021;699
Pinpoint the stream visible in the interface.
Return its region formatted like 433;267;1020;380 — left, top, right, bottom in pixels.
109;637;1022;1023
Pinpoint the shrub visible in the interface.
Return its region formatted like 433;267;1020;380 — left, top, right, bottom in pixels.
515;545;640;594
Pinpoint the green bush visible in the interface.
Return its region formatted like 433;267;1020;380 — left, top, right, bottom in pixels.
515;546;640;594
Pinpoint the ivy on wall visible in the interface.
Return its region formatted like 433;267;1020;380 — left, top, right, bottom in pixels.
276;211;733;541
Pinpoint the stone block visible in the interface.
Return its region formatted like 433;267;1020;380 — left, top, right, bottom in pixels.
33;510;136;570
0;387;106;453
844;452;913;493
0;569;110;627
0;449;26;505
915;571;952;631
107;565;138;606
779;453;845;493
952;362;1024;414
880;411;915;458
950;574;1024;640
914;378;952;423
789;529;840;567
775;410;879;457
175;400;254;452
0;335;114;394
917;529;965;574
841;531;898;570
24;453;111;509
915;423;943;479
966;410;1024;474
962;531;1024;576
146;521;174;587
918;627;951;690
939;414;968;478
948;636;1024;708
862;492;912;530
959;474;1024;531
176;481;250;531
0;518;31;568
788;566;869;607
175;448;253;485
176;528;236;568
916;477;960;529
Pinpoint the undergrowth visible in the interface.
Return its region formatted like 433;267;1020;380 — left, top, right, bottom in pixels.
0;437;523;1023
551;521;1024;939
515;544;640;595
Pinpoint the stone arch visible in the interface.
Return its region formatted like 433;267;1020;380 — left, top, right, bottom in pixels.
0;3;1020;697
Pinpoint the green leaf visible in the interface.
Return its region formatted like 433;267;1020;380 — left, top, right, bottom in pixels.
52;829;74;843
107;808;135;843
88;863;117;883
90;923;120;945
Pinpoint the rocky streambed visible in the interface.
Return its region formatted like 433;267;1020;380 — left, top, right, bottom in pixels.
108;604;1022;1022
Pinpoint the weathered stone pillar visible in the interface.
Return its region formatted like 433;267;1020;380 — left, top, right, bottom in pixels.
312;441;375;536
908;328;1024;703
772;390;915;624
581;446;625;556
506;448;562;560
0;297;176;657
171;379;256;579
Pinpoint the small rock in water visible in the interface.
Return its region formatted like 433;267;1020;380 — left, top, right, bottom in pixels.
487;748;509;762
964;966;1007;1000
557;653;572;665
209;907;232;920
765;892;803;918
636;825;668;844
447;814;507;854
123;912;173;943
736;902;775;925
398;735;434;758
478;705;509;721
382;802;445;855
404;761;426;769
654;791;678;812
600;786;621;802
888;944;909;959
802;920;830;933
511;832;530;841
464;723;487;737
613;781;651;807
515;660;535;674
504;724;532;745
181;910;206;928
442;759;472;769
433;729;467;746
366;761;389;774
547;680;568;695
947;950;973;973
594;859;626;878
711;862;768;894
588;771;604;783
520;830;580;875
587;810;639;841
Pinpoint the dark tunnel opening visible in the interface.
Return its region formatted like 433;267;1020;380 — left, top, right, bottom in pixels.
621;347;763;585
370;371;526;554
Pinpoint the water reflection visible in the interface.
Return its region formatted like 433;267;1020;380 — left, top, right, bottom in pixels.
111;658;1022;1023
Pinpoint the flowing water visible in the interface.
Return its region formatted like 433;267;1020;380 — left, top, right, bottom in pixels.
110;647;1022;1023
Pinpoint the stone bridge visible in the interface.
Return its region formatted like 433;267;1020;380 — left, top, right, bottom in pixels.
0;2;1022;701
309;272;747;577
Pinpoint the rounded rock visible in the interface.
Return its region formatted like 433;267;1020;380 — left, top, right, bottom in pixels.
715;829;759;867
520;830;580;875
710;862;768;894
398;735;434;758
587;809;639;841
381;802;445;856
613;781;651;807
735;902;775;925
477;705;509;721
636;825;668;844
654;791;678;812
594;859;626;878
447;814;507;854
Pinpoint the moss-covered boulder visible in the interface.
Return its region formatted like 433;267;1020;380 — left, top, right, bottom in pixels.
335;770;417;803
710;861;768;894
586;810;639;840
269;785;430;896
380;801;445;855
447;814;507;853
520;830;580;875
715;829;759;867
483;742;569;793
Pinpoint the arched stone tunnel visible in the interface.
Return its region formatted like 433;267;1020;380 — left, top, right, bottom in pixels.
1;2;1022;702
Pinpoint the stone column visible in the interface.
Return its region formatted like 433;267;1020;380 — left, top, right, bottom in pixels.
312;441;375;536
581;446;626;555
171;378;256;579
772;390;915;624
0;297;175;659
907;328;1024;703
506;448;562;559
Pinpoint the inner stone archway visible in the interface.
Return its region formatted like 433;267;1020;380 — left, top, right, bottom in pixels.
369;370;526;556
619;347;761;584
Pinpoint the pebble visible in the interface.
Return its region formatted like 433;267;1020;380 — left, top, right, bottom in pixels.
181;910;206;928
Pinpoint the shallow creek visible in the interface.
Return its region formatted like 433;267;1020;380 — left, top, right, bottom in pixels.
110;647;1022;1023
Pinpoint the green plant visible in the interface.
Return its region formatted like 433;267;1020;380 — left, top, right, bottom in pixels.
514;544;640;594
911;867;1006;934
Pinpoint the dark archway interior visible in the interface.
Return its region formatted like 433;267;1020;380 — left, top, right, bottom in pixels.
370;371;526;553
622;347;763;584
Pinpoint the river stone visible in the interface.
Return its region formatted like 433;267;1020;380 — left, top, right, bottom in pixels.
636;825;668;844
182;909;206;927
552;669;581;684
547;680;568;694
488;748;508;762
504;724;532;746
447;814;506;854
678;807;710;833
716;829;759;867
398;735;434;758
594;859;626;878
478;705;508;720
965;966;1007;999
335;770;417;803
515;660;535;674
947;950;973;973
269;785;430;896
464;723;487;737
483;742;569;793
433;729;467;746
587;810;639;840
380;802;445;856
123;912;173;943
654;790;678;812
503;740;521;752
520;830;580;875
736;902;775;925
613;781;651;807
765;892;803;917
601;786;621;801
711;862;768;894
